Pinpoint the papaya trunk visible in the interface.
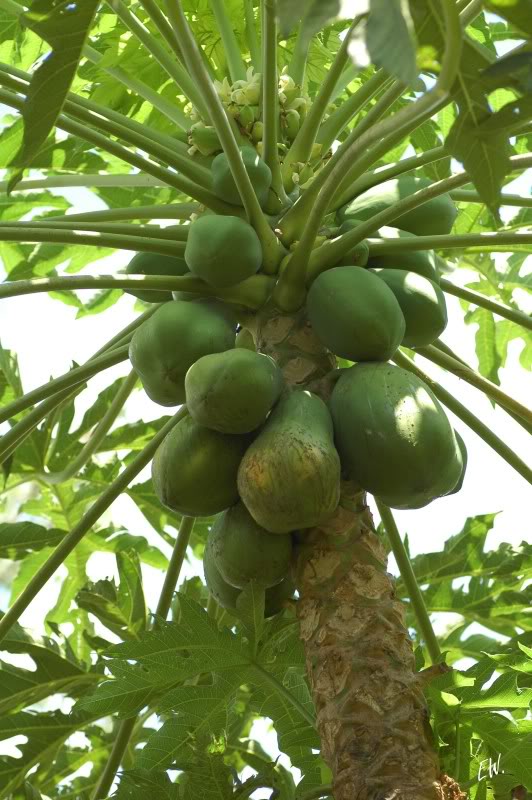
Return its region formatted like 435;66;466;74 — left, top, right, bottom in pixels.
251;308;462;800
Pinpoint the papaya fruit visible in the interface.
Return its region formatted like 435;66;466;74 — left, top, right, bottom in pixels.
185;349;284;434
212;146;272;208
306;267;405;361
337;176;457;236
209;502;293;589
203;539;295;615
235;327;256;350
367;226;440;283
125;252;189;303
445;431;468;496
237;390;341;533
328;219;370;267
185;215;263;289
369;268;447;347
329;363;463;509
151;415;250;517
129;300;235;406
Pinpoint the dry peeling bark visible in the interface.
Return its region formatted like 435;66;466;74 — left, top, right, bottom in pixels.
248;308;462;800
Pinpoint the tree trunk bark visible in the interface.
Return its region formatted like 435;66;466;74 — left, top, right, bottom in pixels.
250;308;463;800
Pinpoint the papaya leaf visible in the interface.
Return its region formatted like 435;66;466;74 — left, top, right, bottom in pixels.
275;0;362;40
112;769;181;800
468;716;532;789
7;0;100;189
484;0;532;37
365;0;418;87
0;521;65;559
465;306;502;385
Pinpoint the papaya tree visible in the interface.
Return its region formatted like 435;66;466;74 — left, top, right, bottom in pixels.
0;1;531;798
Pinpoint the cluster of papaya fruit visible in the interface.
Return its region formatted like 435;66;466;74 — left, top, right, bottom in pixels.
124;152;466;616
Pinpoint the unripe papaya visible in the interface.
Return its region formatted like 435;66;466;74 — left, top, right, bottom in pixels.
330;363;463;509
203;539;295;615
369;268;447;347
337;176;457;236
185;349;284;434
445;431;468;496
238;391;341;533
185;215;262;289
129;300;235;406
209;502;293;590
235;327;255;350
306;267;405;361
367;226;439;282
211;146;272;208
151;415;250;517
329;220;370;267
125;252;189;303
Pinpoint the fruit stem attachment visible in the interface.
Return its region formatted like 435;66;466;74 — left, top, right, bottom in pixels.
163;0;284;271
375;501;442;665
208;0;247;82
90;514;195;799
0;345;130;426
393;351;532;486
416;345;532;431
0;407;189;646
440;278;532;332
36;371;138;485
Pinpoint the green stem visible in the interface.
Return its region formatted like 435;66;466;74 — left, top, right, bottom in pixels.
343;146;447;202
281;18;360;192
310;153;532;275
209;0;247;81
106;0;209;118
439;0;463;90
261;0;289;210
244;0;261;71
0;346;130;426
155;517;195;619
287;24;309;87
0;408;187;646
0;225;186;257
274;90;443;310
91;514;195;799
369;230;532;253
450;189;532;208
316;71;390;153
35;372;138;485
251;662;317;730
0;0;189;127
460;0;484;25
56;204;198;223
416;344;532;428
164;1;283;270
0;309;158;470
0;87;228;212
0;61;196;170
0;175;171;192
392;350;532;485
0;273;275;309
375;501;442;664
0;220;189;240
440;278;532;332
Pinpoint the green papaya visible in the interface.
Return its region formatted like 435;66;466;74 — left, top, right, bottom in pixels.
369;268;447;347
235;327;256;350
367;227;440;283
238;390;341;533
212;146;272;207
125;252;189;303
306;267;405;361
185;215;263;289
203;539;295;616
185;349;284;434
329;219;370;267
445;431;468;496
329;363;463;509
151;415;250;516
337;176;457;236
129;300;235;406
209;502;293;589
